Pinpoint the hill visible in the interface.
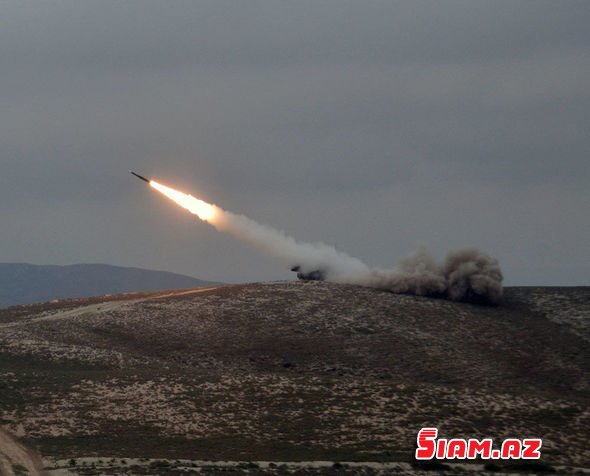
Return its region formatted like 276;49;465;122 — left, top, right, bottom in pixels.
0;282;588;475
0;263;217;308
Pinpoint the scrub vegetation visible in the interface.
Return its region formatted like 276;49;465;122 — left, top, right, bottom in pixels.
0;283;587;475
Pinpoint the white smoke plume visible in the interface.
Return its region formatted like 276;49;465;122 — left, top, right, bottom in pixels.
150;179;503;305
214;211;503;305
213;210;371;279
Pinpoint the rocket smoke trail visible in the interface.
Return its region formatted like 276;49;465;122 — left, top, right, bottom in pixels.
142;176;503;305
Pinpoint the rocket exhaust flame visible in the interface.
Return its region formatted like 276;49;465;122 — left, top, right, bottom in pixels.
134;174;503;305
150;181;217;222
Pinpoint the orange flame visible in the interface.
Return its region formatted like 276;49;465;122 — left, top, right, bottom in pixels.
149;180;217;222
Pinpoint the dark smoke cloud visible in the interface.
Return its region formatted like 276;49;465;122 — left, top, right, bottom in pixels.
444;248;504;304
362;247;503;305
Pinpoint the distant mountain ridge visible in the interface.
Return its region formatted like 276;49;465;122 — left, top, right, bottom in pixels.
0;263;218;308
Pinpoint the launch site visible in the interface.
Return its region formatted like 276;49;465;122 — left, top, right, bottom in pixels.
1;1;589;475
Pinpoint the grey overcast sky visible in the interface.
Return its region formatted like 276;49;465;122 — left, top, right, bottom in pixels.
1;0;589;285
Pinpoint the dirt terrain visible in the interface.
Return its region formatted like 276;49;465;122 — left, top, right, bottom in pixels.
0;427;46;475
0;282;588;475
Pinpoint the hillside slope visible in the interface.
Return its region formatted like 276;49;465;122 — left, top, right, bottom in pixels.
0;263;217;308
0;282;588;474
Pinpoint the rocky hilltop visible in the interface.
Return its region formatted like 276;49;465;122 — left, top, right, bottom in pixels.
0;282;588;475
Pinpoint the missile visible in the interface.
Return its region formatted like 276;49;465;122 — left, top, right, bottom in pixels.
130;171;150;184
